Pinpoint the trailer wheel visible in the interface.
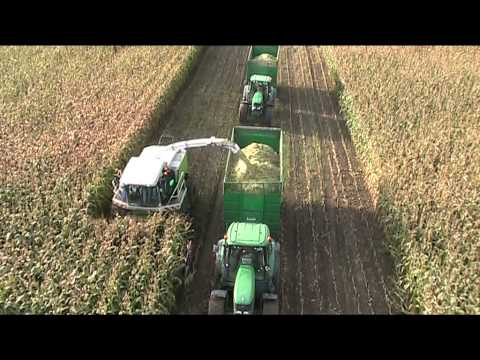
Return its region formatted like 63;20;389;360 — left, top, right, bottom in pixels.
239;103;248;124
273;242;281;292
208;291;226;315
262;298;279;315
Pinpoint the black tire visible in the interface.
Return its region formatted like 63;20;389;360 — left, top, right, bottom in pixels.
239;103;248;124
273;268;280;294
262;298;279;315
208;293;225;315
265;107;273;127
212;262;222;289
273;243;281;292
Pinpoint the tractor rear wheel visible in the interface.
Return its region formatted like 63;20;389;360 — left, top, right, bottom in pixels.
208;291;226;315
273;242;281;293
239;103;248;124
262;298;279;315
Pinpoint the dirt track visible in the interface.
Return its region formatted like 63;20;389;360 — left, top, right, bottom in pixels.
161;46;396;314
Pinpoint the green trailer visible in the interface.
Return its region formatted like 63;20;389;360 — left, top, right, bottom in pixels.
208;125;283;314
244;46;279;87
239;46;280;127
223;125;283;236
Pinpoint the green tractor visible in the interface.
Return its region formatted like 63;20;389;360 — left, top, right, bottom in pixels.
208;126;283;315
208;222;280;315
238;46;279;127
239;75;276;127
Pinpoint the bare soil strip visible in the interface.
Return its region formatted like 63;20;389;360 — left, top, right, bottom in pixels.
169;46;394;314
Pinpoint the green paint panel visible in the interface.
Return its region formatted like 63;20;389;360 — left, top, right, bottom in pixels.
252;91;263;105
251;46;279;58
246;63;278;88
245;46;279;87
233;265;255;306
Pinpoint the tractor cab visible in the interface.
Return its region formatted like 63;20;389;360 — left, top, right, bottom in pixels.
250;74;272;110
239;75;275;126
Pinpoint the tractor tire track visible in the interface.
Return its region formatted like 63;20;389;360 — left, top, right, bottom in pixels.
277;46;395;313
296;46;341;313
152;46;247;314
314;47;394;313
285;47;326;313
277;48;303;313
305;46;371;314
166;46;395;314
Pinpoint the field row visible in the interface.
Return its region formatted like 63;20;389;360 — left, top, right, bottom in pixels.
0;46;198;314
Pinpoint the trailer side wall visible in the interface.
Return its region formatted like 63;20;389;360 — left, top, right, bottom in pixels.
224;126;283;236
245;46;279;87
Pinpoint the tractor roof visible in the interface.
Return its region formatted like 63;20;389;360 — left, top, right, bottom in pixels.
226;222;270;247
120;145;183;187
250;74;272;83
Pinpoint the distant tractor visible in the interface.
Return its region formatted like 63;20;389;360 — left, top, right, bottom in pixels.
209;222;281;315
239;46;279;127
239;74;276;127
111;137;240;217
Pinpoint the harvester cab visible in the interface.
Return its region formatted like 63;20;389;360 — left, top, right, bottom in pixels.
208;222;280;315
111;137;240;217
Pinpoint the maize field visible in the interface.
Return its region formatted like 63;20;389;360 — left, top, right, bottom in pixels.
2;45;477;314
323;46;480;314
0;46;198;314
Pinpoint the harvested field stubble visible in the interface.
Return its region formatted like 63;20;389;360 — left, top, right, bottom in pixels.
0;46;200;314
323;46;480;314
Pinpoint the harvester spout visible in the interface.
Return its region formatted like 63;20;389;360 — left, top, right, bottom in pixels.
168;137;240;154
